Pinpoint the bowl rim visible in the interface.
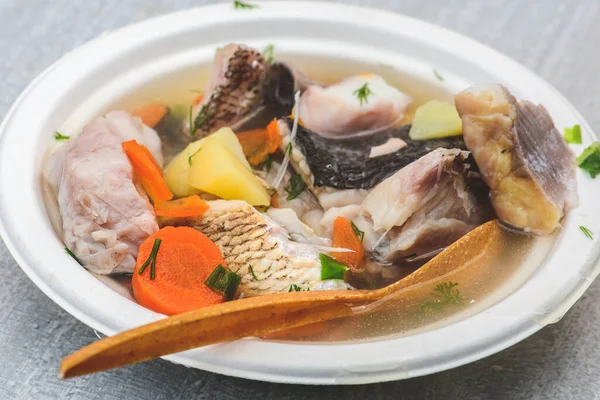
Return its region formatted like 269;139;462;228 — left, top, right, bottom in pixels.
1;1;599;385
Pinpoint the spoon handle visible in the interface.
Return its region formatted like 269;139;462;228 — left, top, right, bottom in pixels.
60;293;362;379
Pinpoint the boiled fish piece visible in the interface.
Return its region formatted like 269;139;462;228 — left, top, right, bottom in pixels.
255;160;321;219
362;148;490;261
185;44;296;137
52;111;161;274
455;84;578;235
277;118;466;192
163;200;349;297
298;74;412;137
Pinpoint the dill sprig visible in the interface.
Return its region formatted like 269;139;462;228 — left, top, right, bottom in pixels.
233;0;258;9
54;132;70;140
353;83;374;106
288;284;309;292
284;173;306;201
421;281;468;313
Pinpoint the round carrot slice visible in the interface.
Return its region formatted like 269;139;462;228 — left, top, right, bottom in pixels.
132;226;224;315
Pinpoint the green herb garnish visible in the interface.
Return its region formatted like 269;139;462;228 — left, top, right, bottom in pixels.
205;265;241;300
188;104;195;136
64;247;82;265
249;265;260;281
54;132;70;140
233;0;258;9
352;83;374;106
285;141;293;157
319;254;348;280
580;226;593;240
263;44;275;63
433;69;444;82
284;173;306;200
577;142;600;178
350;221;364;242
188;147;202;166
421;281;467;313
259;154;273;172
138;238;162;280
288;284;302;292
192;104;209;137
564;124;582;144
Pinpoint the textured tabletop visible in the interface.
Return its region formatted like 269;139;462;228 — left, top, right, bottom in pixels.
1;0;599;399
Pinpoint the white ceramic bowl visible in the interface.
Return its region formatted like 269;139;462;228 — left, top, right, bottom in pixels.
0;1;599;385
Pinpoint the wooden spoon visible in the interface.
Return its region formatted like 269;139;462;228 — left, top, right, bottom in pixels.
60;220;501;379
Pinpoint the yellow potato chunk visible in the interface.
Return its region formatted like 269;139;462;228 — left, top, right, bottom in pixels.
164;128;251;198
164;140;203;198
409;100;463;140
188;138;271;206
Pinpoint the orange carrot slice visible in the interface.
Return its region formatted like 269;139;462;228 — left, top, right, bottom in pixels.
132;103;167;128
237;119;282;166
331;217;365;271
132;226;225;315
122;140;173;203
155;195;209;217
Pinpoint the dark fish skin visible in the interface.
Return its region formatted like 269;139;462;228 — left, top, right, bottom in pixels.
191;45;296;137
287;119;467;189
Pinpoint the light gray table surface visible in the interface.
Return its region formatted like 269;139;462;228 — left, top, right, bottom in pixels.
1;0;599;399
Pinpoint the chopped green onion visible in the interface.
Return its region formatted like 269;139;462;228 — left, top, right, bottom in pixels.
248;265;259;281
54;132;70;140
433;69;444;82
352;83;374;106
580;226;593;240
285;141;292;156
205;265;228;291
350;221;364;242
233;0;258;9
205;265;241;301
319;253;348;280
138;239;162;279
223;272;241;301
564;124;582;144
284;173;306;201
577;142;600;178
263;44;275;63
64;247;82;265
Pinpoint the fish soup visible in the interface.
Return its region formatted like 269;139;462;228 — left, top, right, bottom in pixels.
43;44;575;342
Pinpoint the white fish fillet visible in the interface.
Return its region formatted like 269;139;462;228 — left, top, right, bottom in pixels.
49;111;162;274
